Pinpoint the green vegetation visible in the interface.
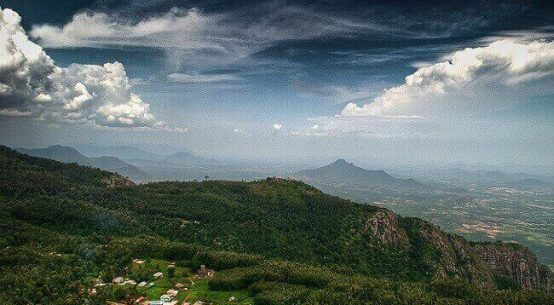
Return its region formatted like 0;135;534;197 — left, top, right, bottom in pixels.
0;146;552;304
312;170;554;267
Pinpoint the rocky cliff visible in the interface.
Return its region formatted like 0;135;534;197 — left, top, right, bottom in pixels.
102;174;135;188
364;209;410;250
473;242;551;290
365;207;551;289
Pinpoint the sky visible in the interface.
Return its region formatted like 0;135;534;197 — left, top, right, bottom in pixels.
0;0;553;170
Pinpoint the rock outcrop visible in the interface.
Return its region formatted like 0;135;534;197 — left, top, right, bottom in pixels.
102;174;135;188
365;207;551;290
365;209;410;250
473;242;551;289
412;220;496;288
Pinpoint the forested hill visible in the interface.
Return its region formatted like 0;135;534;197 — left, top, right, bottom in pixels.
0;145;551;305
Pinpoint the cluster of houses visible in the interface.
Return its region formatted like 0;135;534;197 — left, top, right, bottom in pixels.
102;259;221;305
140;295;211;305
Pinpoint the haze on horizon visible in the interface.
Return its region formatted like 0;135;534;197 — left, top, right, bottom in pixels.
1;0;553;172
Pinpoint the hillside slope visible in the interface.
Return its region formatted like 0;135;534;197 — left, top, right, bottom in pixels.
0;146;551;304
15;145;149;181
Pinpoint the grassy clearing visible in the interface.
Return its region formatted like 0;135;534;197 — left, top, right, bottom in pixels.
128;259;252;304
185;279;254;305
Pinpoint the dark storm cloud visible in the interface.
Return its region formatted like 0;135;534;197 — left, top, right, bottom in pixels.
10;1;552;76
7;0;554;85
14;1;554;40
89;1;553;34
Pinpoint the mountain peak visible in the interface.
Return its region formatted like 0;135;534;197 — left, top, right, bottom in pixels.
296;159;421;188
46;145;80;152
332;159;351;166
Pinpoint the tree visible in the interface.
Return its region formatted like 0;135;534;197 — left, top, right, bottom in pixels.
167;265;176;278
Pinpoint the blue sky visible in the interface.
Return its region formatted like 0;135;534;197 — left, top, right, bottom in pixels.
0;0;553;170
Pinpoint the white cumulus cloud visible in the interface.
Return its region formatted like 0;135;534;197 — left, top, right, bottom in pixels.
341;39;554;118
0;7;161;128
273;123;282;130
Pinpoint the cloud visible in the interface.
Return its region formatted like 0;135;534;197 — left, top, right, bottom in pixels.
29;6;402;49
341;39;554;118
272;123;282;130
0;108;32;117
27;5;419;70
30;8;218;49
168;73;239;83
291;79;382;104
0;7;162;128
290;123;330;137
306;115;434;139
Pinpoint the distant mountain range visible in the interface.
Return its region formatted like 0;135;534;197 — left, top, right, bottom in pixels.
407;167;554;190
295;159;421;188
15;145;150;181
75;144;164;161
76;144;212;166
14;145;219;182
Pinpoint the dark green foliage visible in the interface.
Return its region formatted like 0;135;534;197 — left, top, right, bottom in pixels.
167;265;175;278
111;284;137;302
130;261;158;282
0;146;551;304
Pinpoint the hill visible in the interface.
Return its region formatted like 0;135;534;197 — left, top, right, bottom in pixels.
0;146;551;304
115;164;151;181
15;145;149;181
165;151;213;165
89;156;130;169
16;145;88;164
506;178;553;191
295;159;421;188
75;144;164;161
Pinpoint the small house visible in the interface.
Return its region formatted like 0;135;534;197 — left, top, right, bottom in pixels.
196;265;215;278
112;276;124;284
167;289;178;297
137;281;148;287
153;272;163;279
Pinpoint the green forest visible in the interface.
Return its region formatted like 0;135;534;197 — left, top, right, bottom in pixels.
0;145;552;305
